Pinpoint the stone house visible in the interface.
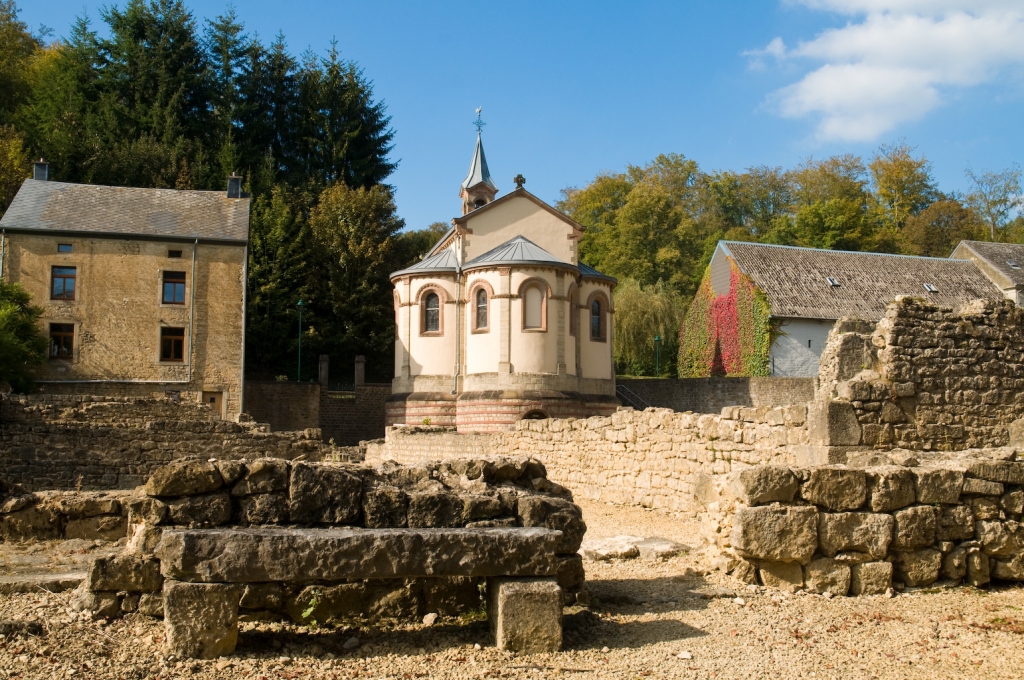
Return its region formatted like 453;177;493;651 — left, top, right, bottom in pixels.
0;161;250;418
688;241;1000;378
950;240;1024;306
387;132;619;432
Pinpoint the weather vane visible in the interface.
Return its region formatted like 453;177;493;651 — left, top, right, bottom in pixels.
474;107;485;133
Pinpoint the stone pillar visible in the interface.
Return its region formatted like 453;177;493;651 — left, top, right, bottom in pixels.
401;278;412;380
163;581;241;659
498;267;512;377
487;577;562;653
355;355;365;387
318;355;329;387
555;272;566;375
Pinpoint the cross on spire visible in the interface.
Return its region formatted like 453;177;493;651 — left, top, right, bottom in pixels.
474;107;486;133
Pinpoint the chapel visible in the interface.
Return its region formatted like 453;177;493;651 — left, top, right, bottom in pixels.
386;127;619;432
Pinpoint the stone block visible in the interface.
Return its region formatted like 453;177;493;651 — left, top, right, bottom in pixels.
155;526;566;582
892;506;938;550
912;468;963;505
804;558;851;596
163;581;241;659
581;536;641;561
992;554;1024;581
488;578;561;653
808;401;862;446
516;495;586;553
363;487;409;528
801;467;868;511
408;492;464;528
967;551;990;587
145;459;222;498
138;593;163;618
636;537;686;560
817;512;893;558
0;506;60;541
728;466;798;505
238;494;288;525
792;445;857;467
731;504;818;564
895;549;941;587
65;515;127;541
972;497;1000;520
866;466;916;512
463;495;505;522
976;520;1021;557
936;505;975;541
850;561;893;595
942;546;967;581
231;458;289;497
967;461;1024;485
73;589;119;618
87;554;163;592
759;561;804;592
288;463;362;525
166;494;232;526
126;497;167;525
53;495;122;519
214;460;246;486
963;478;1004;496
731;560;758;585
1002;490;1024;516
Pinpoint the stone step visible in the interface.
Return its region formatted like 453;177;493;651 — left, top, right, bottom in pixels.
156;526;565;582
0;572;84;595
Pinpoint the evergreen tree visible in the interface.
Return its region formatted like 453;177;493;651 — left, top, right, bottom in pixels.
0;0;40;124
205;8;248;178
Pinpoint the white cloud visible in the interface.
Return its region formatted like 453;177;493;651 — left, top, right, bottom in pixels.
754;2;1024;141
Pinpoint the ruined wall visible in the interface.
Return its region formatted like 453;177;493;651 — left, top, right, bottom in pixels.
243;381;321;432
0;395;328;490
616;377;816;413
320;385;391;445
697;450;1024;595
367;405;809;512
812;297;1024;452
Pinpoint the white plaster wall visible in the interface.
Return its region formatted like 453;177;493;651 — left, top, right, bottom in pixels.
462;197;575;263
769;317;836;377
579;280;614;380
408;277;457;377
465;270;501;375
510;270;558;374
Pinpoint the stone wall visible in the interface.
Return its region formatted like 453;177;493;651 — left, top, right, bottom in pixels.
72;456;586;620
321;385;391;445
242;381;321;432
0;395;329;491
367;405;810;512
812;297;1024;452
0;486;131;542
616;377;816;413
697;449;1024;595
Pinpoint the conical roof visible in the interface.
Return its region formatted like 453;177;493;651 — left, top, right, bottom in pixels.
390;246;459;278
464;236;567;268
461;133;498;192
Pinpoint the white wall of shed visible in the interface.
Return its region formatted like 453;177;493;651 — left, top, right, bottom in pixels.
769;317;835;377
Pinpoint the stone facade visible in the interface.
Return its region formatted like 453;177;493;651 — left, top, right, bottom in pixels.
0;395;329;490
813;297;1024;451
698;449;1024;595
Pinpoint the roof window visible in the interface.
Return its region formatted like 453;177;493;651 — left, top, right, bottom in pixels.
826;277;840;287
1008;260;1020;270
923;283;938;293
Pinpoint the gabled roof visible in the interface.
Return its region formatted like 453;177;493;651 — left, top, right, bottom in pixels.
0;179;250;243
718;241;1000;320
461;132;497;192
951;240;1024;288
390;247;460;279
452;187;585;235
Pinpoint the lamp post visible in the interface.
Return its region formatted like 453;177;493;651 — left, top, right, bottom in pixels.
654;335;661;377
296;299;304;381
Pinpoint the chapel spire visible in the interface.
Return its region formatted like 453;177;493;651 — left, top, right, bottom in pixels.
460;108;498;215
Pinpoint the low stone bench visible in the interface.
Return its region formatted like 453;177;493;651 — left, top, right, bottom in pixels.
154;526;565;659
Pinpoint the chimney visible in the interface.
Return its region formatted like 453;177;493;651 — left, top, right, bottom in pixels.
33;159;49;181
226;172;242;199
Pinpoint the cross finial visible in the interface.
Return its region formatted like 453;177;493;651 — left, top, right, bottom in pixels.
513;174;525;189
474;107;485;133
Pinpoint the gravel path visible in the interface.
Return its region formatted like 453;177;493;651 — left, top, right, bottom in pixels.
0;500;1022;679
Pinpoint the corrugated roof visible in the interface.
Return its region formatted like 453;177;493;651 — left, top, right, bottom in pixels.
0;179;250;243
390;247;460;278
464;236;567;269
953;240;1024;287
461;132;497;192
721;241;1000;320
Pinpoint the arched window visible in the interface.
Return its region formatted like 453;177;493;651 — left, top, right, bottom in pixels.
475;288;488;330
524;286;544;329
591;299;603;341
424;293;440;333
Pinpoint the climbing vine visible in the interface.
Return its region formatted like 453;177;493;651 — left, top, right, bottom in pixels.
677;260;772;377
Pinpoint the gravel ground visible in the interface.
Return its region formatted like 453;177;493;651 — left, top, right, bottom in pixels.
1;500;1023;679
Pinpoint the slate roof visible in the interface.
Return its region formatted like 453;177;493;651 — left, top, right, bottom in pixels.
461;132;497;192
952;240;1024;288
390;247;460;278
578;261;617;282
720;241;1000;320
464;236;566;269
0;179;250;243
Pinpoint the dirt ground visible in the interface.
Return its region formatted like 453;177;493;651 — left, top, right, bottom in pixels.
2;499;1024;679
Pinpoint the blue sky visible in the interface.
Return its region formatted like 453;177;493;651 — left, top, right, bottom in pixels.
20;0;1024;231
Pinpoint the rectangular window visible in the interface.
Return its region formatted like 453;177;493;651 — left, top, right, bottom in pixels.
57;244;72;253
160;327;185;362
168;250;182;258
51;266;76;300
49;323;74;358
162;271;186;304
